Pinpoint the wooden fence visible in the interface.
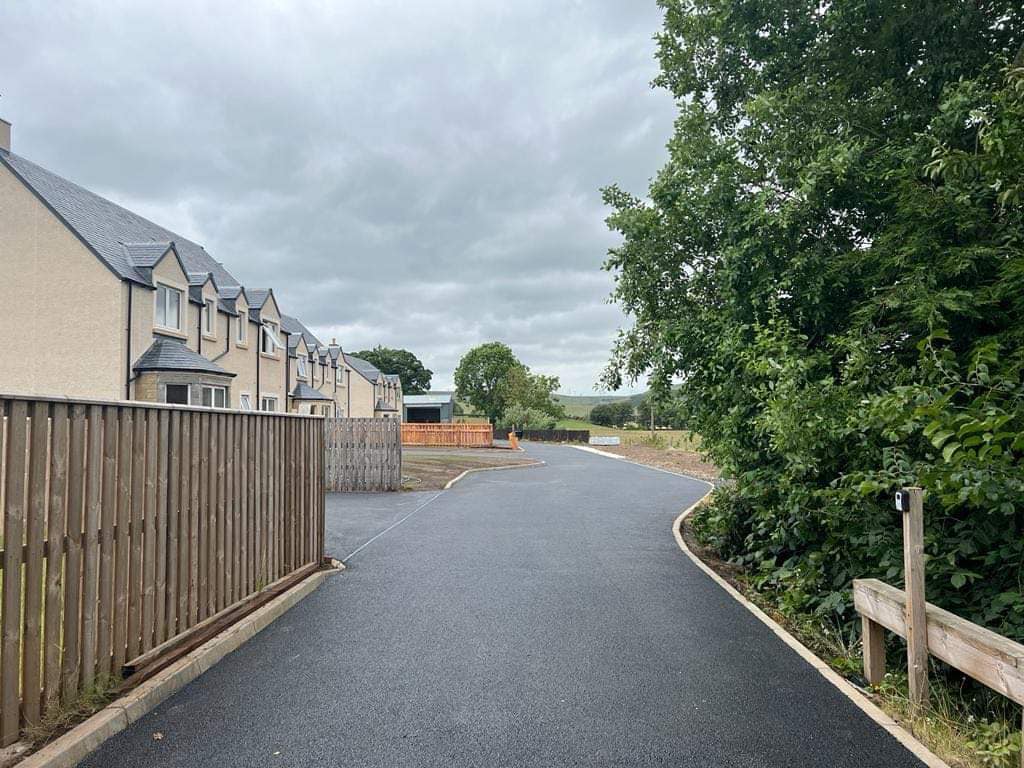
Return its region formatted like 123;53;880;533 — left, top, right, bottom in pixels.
493;428;590;443
853;487;1024;761
0;395;324;746
400;423;493;448
324;418;402;492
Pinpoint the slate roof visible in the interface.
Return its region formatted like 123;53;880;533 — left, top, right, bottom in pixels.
290;382;332;401
133;338;234;376
405;392;454;406
122;241;175;268
0;149;240;290
375;399;398;412
384;374;401;386
281;314;323;351
344;354;382;383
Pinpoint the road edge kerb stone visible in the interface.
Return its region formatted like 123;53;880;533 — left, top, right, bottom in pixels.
573;443;948;768
16;568;337;768
672;494;950;768
443;460;546;490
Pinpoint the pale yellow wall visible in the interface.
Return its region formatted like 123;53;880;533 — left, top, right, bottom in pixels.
348;368;376;418
0;164;124;398
257;294;287;411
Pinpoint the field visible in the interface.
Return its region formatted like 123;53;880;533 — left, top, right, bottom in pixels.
553;419;699;448
553;393;646;419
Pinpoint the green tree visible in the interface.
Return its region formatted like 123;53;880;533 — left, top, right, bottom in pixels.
590;401;634;427
603;2;1024;639
502;404;557;430
498;364;564;419
352;346;432;394
453;342;521;423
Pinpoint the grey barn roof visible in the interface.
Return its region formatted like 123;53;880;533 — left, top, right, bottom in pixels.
0;149;241;290
404;392;454;406
133;338;234;376
290;382;332;401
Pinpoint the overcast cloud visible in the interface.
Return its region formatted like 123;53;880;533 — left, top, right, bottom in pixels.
1;1;673;394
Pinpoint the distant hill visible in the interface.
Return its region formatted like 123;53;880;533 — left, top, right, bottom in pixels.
554;392;647;418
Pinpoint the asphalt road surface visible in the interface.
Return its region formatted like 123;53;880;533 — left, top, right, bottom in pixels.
79;443;925;767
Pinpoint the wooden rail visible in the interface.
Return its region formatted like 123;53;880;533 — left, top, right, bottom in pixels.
853;579;1024;706
324;418;402;492
0;395;324;746
401;423;493;448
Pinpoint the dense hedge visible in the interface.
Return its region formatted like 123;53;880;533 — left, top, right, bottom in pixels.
603;1;1024;641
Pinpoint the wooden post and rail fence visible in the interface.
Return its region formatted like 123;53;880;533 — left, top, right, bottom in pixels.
853;487;1024;765
0;394;325;747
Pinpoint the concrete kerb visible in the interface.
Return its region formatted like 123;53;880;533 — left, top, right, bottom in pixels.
574;443;949;768
16;568;337;768
443;460;546;490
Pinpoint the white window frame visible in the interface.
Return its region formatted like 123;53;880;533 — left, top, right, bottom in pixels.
203;299;215;336
155;284;182;331
236;315;247;346
261;320;284;355
239;393;253;411
297;356;307;378
260;395;278;412
201;385;228;409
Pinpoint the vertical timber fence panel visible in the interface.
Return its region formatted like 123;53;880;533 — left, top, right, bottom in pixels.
0;394;324;747
400;423;493;448
323;418;402;492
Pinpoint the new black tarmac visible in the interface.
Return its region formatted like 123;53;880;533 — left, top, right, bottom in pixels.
79;443;925;767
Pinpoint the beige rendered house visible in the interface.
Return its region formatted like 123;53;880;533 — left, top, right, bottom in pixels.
281;314;350;417
0;125;291;409
343;354;403;419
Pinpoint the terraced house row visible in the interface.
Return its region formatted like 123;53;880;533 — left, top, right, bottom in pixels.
0;119;401;417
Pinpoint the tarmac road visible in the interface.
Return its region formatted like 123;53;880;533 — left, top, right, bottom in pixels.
79;443;925;767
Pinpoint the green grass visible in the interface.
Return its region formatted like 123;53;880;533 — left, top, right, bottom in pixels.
552;418;700;449
552;393;648;420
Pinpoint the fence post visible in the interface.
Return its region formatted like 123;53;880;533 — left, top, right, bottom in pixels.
861;614;886;685
902;486;928;713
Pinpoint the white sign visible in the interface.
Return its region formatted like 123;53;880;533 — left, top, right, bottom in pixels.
589;436;621;446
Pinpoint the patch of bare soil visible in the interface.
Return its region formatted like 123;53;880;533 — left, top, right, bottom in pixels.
401;449;534;490
601;444;719;482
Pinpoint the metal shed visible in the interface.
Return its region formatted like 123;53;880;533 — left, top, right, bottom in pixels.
403;392;456;423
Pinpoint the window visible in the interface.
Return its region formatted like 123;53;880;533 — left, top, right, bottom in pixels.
201;385;227;409
297;356;307;378
155;284;182;330
237;316;247;345
165;384;189;405
261;321;283;355
203;299;215;336
335;366;342;384
260;396;277;412
240;393;252;411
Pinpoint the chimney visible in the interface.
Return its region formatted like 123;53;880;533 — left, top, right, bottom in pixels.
0;118;10;152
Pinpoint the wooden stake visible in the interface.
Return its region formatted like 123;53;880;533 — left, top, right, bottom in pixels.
903;486;928;713
861;615;885;686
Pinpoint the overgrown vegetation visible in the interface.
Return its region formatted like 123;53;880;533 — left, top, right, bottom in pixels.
603;0;1024;752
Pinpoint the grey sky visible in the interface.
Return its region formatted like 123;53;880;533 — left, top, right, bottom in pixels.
1;1;673;394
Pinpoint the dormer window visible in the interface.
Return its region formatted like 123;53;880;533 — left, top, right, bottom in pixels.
237;315;247;345
155;284;182;331
203;299;215;336
297;356;307;378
